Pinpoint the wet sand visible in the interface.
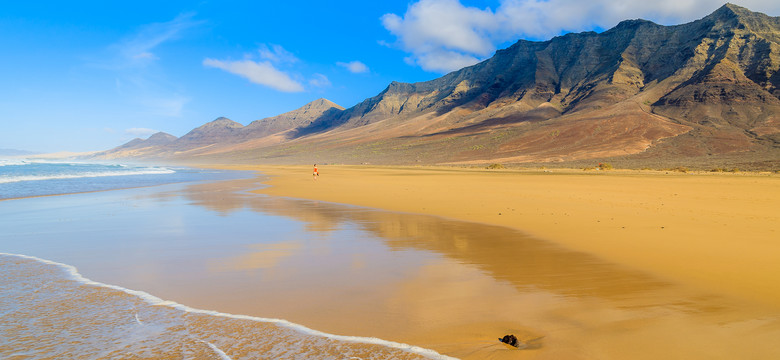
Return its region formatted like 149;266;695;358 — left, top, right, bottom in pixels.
2;171;780;359
247;165;780;308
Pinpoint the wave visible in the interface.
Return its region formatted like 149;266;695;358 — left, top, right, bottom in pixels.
0;159;127;167
0;168;176;184
0;252;457;360
0;159;29;166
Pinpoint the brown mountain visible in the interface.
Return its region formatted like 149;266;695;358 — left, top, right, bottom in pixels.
245;98;344;139
99;4;780;169
96;132;177;159
99;98;344;159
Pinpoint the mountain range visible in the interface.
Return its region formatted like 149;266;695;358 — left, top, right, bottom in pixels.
0;148;39;157
96;4;780;169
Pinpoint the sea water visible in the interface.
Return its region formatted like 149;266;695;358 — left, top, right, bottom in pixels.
0;253;451;360
0;159;243;199
0;172;456;360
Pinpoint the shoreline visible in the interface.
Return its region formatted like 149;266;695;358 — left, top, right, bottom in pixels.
219;164;779;309
5;165;780;359
0;166;255;202
1;252;457;360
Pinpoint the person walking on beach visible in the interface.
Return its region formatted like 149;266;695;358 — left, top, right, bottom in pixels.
313;164;319;180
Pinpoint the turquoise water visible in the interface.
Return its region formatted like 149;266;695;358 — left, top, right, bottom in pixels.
0;159;246;199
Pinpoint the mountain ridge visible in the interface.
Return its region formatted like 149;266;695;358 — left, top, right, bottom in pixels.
96;4;780;169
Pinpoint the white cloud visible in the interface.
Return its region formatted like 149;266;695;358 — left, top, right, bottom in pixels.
382;0;780;73
258;44;300;64
381;0;498;72
415;50;481;74
309;73;331;88
124;128;159;138
203;58;304;92
337;60;370;73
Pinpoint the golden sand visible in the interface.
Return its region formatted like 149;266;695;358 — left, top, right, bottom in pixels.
192;165;780;359
241;165;780;308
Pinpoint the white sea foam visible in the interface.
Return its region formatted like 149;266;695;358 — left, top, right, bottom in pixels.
0;253;459;360
0;159;29;166
203;341;234;360
0;168;175;184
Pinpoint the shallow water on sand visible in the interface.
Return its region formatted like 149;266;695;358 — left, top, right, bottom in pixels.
0;253;448;360
1;177;779;359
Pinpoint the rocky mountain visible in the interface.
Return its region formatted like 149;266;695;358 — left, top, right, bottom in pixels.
98;4;780;169
97;98;344;159
246;98;344;139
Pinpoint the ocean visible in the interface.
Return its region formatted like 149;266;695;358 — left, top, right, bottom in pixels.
0;159;246;199
0;166;457;360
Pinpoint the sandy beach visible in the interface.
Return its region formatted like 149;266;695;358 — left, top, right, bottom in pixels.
3;167;779;359
246;165;780;308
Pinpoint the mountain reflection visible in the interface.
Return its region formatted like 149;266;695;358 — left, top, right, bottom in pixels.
176;178;669;302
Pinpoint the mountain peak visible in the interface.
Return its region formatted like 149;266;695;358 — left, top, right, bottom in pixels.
705;3;777;23
203;117;243;129
708;3;748;19
701;3;780;37
612;18;656;29
722;3;750;14
146;132;177;143
304;98;344;111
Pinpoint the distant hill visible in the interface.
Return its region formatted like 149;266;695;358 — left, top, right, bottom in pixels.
0;148;39;157
94;132;177;159
97;4;780;169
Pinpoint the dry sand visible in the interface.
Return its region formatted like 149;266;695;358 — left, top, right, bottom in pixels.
242;165;780;307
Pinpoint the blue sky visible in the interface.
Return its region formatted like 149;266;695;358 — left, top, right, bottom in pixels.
2;0;778;153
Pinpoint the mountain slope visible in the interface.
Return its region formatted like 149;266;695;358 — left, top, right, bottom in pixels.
98;4;780;168
247;98;344;139
95;132;177;159
274;3;779;165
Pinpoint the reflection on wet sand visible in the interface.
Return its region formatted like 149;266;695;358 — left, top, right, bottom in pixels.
164;178;780;360
209;242;303;272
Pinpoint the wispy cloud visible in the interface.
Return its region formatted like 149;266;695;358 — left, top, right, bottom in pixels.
337;60;370;73
309;73;331;88
382;0;780;73
90;13;203;121
204;44;325;92
109;12;204;69
203;58;305;92
258;44;300;64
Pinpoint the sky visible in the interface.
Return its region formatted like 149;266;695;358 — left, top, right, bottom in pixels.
2;0;779;153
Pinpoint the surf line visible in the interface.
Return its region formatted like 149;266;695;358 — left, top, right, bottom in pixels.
0;252;458;360
201;340;233;360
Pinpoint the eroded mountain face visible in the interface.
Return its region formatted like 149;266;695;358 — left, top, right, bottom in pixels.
97;4;780;166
